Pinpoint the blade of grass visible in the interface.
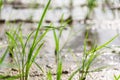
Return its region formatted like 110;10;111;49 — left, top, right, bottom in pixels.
32;0;51;45
57;60;62;80
59;14;64;38
34;62;44;73
68;34;118;80
95;34;119;51
30;42;44;66
80;30;89;80
6;32;17;47
25;42;44;79
0;47;8;65
89;66;107;72
53;27;60;63
25;0;51;79
53;29;59;52
47;70;53;80
33;28;49;50
26;0;51;65
22;30;35;58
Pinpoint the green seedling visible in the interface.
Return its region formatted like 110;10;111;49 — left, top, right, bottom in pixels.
68;34;118;80
0;0;51;80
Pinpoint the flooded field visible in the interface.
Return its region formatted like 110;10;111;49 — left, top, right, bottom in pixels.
0;0;120;80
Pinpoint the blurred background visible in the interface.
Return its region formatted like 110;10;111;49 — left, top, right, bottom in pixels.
0;0;120;52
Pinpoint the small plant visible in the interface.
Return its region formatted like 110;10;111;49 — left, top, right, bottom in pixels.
0;0;51;80
68;33;118;80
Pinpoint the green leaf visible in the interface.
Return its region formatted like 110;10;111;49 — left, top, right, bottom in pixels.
53;28;59;53
47;70;53;80
32;0;51;45
34;62;44;73
6;32;17;47
25;0;51;79
96;34;119;51
30;42;44;66
57;60;62;80
0;48;8;65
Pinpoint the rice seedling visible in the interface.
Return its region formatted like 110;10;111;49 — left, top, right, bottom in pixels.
68;33;118;80
0;0;51;80
46;14;71;80
53;27;62;80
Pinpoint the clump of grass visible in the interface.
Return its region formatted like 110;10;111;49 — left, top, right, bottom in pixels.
0;0;51;80
24;0;51;79
68;33;118;80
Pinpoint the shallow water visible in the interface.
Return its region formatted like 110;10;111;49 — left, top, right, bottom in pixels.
0;0;120;80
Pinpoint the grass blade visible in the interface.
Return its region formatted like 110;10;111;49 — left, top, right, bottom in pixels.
34;62;44;73
6;32;17;46
32;0;51;45
57;60;62;80
25;0;51;79
53;28;59;52
30;42;44;66
0;48;8;65
47;70;53;80
95;34;119;51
